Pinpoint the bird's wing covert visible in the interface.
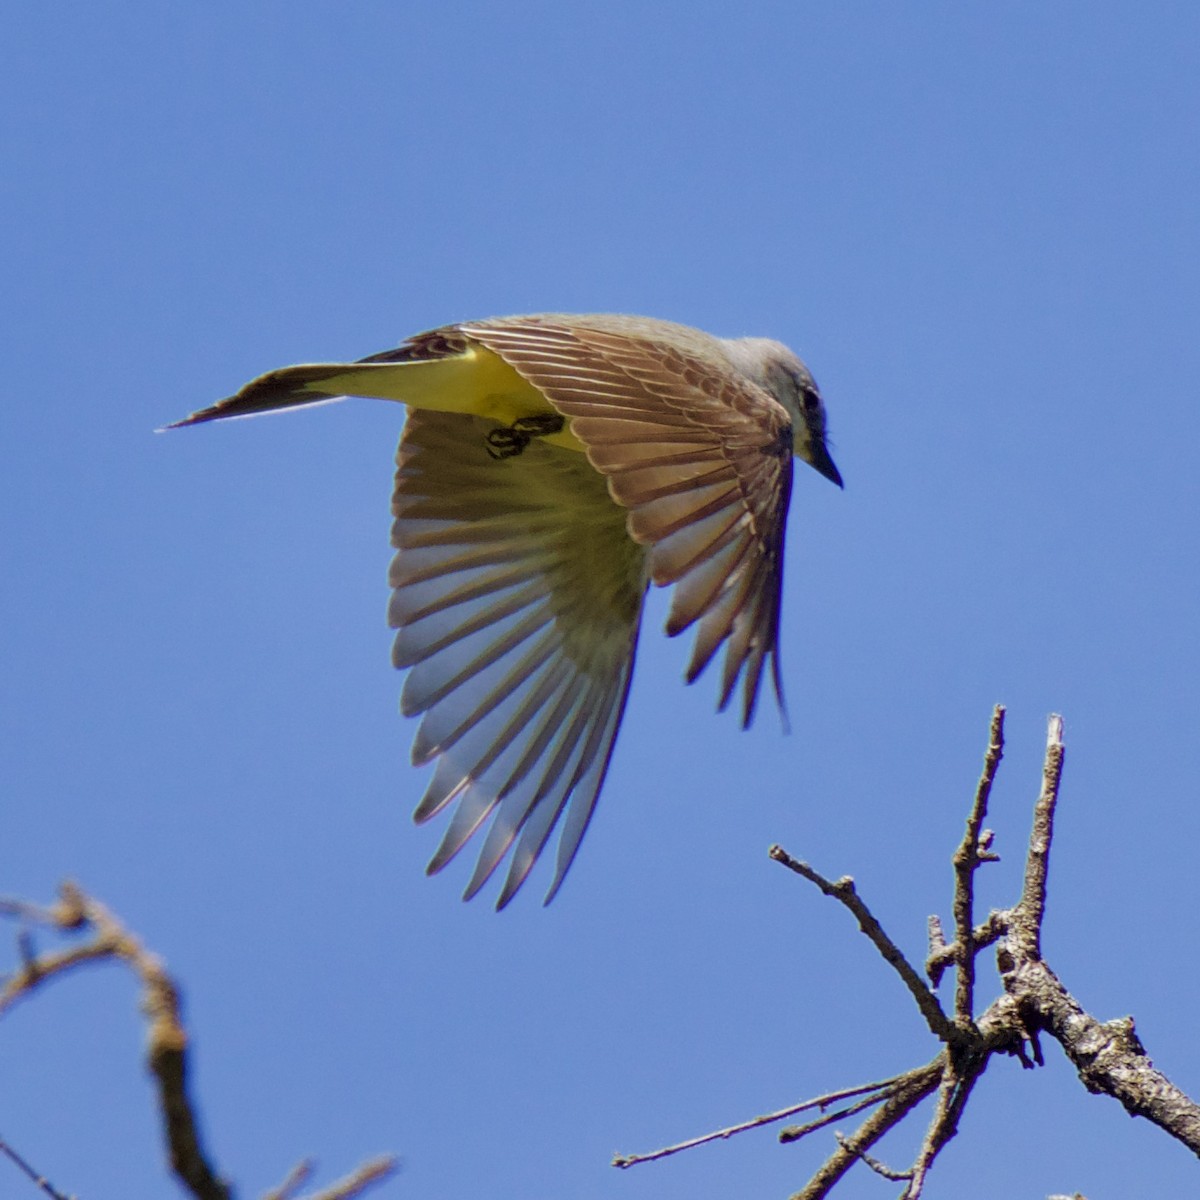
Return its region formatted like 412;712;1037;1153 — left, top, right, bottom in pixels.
465;318;795;728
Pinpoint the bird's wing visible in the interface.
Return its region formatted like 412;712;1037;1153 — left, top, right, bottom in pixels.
465;319;795;729
391;409;645;908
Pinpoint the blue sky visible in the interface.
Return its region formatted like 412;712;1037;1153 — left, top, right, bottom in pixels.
4;4;1199;1197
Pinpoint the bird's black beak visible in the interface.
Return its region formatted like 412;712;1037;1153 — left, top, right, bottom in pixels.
810;444;843;489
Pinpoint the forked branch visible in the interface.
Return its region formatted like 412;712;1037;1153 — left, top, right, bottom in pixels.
613;707;1200;1198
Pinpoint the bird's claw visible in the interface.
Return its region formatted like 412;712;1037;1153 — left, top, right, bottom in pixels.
484;414;565;459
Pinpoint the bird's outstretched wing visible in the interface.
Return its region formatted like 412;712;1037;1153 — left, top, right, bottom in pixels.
465;318;795;729
390;409;645;908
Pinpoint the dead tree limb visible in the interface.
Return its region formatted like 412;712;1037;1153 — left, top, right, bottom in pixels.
614;707;1200;1198
0;884;399;1200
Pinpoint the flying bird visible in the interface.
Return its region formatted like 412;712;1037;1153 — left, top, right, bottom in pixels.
169;314;842;907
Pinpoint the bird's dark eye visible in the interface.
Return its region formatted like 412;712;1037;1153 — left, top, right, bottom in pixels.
800;387;821;415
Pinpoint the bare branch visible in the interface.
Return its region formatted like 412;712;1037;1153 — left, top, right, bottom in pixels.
263;1159;316;1200
777;1086;908;1144
283;1157;398;1200
1;883;400;1200
996;956;1200;1154
832;1134;911;1182
1009;715;1065;958
983;715;1200;1154
772;1089;912;1142
768;847;956;1044
951;704;1005;1020
926;911;1007;986
788;1062;943;1200
902;1048;987;1199
1;882;232;1200
615;708;1200;1197
0;1136;72;1200
613;1076;905;1167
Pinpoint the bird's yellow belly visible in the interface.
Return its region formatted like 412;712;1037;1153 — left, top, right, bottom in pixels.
317;345;586;454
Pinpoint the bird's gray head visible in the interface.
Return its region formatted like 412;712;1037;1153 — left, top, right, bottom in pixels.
725;338;843;488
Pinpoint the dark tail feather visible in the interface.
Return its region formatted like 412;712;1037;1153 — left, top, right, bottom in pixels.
162;364;356;429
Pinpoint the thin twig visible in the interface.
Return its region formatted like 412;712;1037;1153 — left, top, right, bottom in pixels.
0;1135;73;1200
926;911;1008;986
288;1157;398;1200
263;1159;315;1200
612;1076;904;1167
832;1134;911;1182
0;898;71;925
769;847;956;1044
951;705;1006;1021
902;1048;987;1199
0;938;122;1014
778;1087;904;1144
790;1061;943;1200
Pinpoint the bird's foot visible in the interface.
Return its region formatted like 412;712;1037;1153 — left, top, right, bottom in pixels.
485;427;530;459
484;413;565;459
510;414;565;438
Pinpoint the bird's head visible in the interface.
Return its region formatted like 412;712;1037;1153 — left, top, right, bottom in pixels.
732;339;843;488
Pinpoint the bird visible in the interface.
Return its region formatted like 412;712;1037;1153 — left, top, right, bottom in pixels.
168;313;842;908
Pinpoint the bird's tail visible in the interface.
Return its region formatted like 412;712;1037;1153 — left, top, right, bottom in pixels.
162;361;420;429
